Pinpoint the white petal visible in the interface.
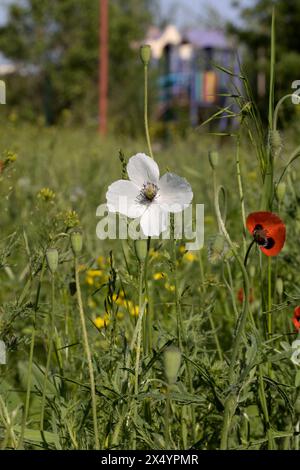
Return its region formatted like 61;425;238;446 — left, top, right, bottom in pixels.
291;349;300;366
106;180;145;218
140;203;168;237
158;173;193;212
127;153;160;187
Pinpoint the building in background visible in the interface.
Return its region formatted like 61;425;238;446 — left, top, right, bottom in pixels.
145;25;238;129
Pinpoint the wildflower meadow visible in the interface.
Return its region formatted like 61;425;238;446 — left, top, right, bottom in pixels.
1;8;300;454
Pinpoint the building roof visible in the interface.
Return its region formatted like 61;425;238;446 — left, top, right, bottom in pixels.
183;29;232;49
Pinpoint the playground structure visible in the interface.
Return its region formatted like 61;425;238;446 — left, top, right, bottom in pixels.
146;25;238;129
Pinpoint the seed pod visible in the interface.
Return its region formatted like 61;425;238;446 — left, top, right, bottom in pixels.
208;151;219;169
134;239;148;263
276;182;286;203
46;248;58;274
276;277;283;297
140;45;151;66
71;231;83;256
163;346;181;385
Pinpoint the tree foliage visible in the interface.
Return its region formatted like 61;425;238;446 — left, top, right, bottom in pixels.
230;0;300;121
0;0;154;132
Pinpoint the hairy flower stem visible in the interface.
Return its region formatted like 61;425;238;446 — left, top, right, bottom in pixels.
144;64;153;159
18;259;46;449
133;262;145;450
74;257;99;450
164;385;171;448
235;135;247;254
40;272;56;430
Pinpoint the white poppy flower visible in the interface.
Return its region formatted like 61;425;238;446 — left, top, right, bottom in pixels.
106;153;193;237
291;340;300;366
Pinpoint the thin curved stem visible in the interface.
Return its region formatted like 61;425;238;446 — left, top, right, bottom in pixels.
144;64;153;159
244;239;256;267
18;259;46;449
75;257;99;450
40;272;56;429
273;94;295;131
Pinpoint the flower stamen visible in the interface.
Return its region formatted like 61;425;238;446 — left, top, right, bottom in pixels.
137;182;158;204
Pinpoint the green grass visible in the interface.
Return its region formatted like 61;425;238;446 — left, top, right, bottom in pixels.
0;117;300;450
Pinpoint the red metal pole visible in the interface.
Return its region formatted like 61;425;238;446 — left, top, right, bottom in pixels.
99;0;108;134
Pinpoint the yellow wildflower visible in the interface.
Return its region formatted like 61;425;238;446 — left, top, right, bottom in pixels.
153;272;165;281
87;269;103;278
97;256;106;268
165;282;175;292
127;300;139;317
183;252;197;263
37;187;56;202
94;314;109;329
85;275;94;286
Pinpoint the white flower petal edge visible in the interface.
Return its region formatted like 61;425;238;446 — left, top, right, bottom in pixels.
127;153;160;187
106;180;146;218
159;172;193;213
140;204;168;237
291;340;300;366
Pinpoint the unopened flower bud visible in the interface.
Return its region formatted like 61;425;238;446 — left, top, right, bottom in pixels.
134;239;148;263
208;151;219;169
276;182;286;203
269;130;282;158
140;45;151;66
46;248;58;274
71;231;83;256
249;265;256;278
164;346;181;385
276;277;283;297
208;234;225;265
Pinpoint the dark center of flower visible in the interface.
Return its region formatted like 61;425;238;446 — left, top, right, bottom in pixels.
137;182;158;203
253;224;275;250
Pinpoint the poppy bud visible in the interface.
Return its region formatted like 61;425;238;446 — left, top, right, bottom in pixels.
249;265;256;278
276;277;283;297
208;151;219;169
269;130;282;158
46;248;58;274
208;234;225;265
71;231;83;256
163;346;181;385
140;45;151;66
134;239;148;263
276;182;286;203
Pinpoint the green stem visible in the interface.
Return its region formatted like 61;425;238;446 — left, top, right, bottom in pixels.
40;272;56;430
258;365;275;449
143;238;152;355
144;64;153;159
171;228;183;349
267;256;272;337
164;386;171;449
133;261;144;450
18;259;46;449
244;239;256;267
235;135;247;254
75;257;99;450
208;311;223;362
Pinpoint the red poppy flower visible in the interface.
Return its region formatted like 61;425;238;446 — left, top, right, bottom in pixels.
292;306;300;331
246;211;286;257
237;287;254;304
